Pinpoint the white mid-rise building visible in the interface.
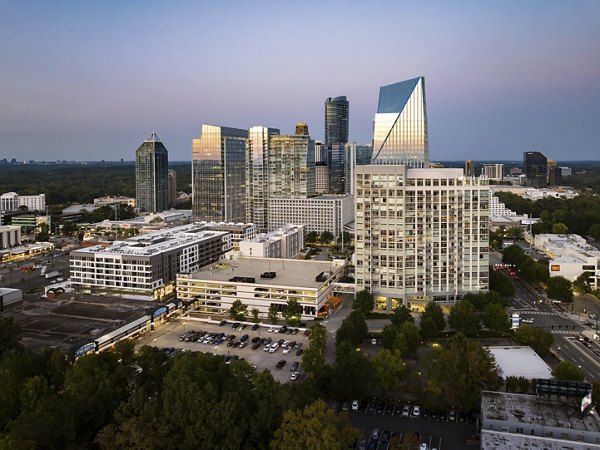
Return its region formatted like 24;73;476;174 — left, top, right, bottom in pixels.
239;224;305;259
482;163;504;181
93;196;136;207
355;165;490;311
534;234;600;289
0;225;21;249
268;194;353;238
489;195;516;217
70;223;231;300
0;192;46;212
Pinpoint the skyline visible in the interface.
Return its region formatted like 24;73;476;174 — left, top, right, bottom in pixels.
1;1;599;162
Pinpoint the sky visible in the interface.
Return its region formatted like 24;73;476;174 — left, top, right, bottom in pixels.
1;0;599;162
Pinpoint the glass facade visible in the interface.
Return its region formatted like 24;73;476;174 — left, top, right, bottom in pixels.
371;77;429;167
192;125;248;222
524;151;548;188
135;132;169;213
246;126;280;231
324;96;349;147
268;135;315;199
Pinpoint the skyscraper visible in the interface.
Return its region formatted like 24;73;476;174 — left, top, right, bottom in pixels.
135;132;169;213
192;125;248;222
246;126;280;231
464;160;475;177
524;151;547;188
269;134;315;199
324;96;349;147
168;169;177;208
295;122;309;136
371;77;428;167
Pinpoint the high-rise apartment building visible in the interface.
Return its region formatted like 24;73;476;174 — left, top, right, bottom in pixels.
482;164;504;181
168;169;177;208
246;126;280;231
524;151;547;188
371;77;428;167
192;125;248;222
324;96;349;147
464;160;475;177
135;132;169;213
355;166;489;311
268;134;315;199
328;143;346;194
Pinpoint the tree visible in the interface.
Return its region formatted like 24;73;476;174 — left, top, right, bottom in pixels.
228;299;247;321
0;315;23;357
390;306;413;327
306;231;319;243
320;231;334;244
489;269;515;296
483;303;511;332
419;317;438;340
35;222;50;242
551;222;569;234
573;272;593;295
371;350;405;397
423;333;502;410
421;302;445;333
268;304;279;325
335;311;367;347
302;324;327;377
352;289;374;314
400;432;421;450
546;276;573;302
448;301;481;337
398;321;420;355
332;341;372;401
251;308;260;323
513;325;554;357
283;299;302;326
270;400;360;450
552;361;584;382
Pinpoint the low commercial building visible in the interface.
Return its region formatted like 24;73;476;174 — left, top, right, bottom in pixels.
70;224;231;300
0;288;22;311
267;194;353;238
0;225;21;249
0;241;54;262
481;390;600;449
534;234;600;289
239;224;305;259
93;196;136;207
486;346;553;380
177;257;346;319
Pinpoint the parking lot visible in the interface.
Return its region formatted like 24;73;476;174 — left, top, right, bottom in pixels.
348;399;479;450
140;318;310;384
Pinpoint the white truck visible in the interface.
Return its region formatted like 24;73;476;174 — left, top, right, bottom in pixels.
45;271;60;279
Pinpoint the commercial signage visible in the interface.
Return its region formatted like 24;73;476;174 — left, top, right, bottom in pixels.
152;306;168;318
550;265;561;272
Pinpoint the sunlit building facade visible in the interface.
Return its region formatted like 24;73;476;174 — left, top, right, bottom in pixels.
192;125;248;222
355;165;489;311
324;96;349;147
371;77;428;167
246;126;280;232
268;134;315;199
135;132;169;213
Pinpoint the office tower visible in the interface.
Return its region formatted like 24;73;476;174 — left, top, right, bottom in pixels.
355;165;489;311
548;166;562;186
192;125;248;222
168;169;177;208
355;145;373;166
324;96;349;147
524;151;547;188
246;126;280;231
135;132;169;213
314;140;325;163
328;143;346;193
295;122;309;136
315;163;329;194
269;134;315;198
464;160;475;177
344;143;356;195
371;77;428;167
481;164;504;181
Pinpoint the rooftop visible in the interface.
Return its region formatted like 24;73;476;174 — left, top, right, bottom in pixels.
486;346;552;379
481;391;600;432
185;257;342;289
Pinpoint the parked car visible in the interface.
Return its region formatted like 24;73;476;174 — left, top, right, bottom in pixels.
412;405;420;418
251;324;259;330
380;430;391;444
341;401;350;412
282;347;292;355
351;400;359;411
240;334;249;342
296;348;304;356
448;409;456;422
251;342;260;350
219;320;227;327
232;322;241;329
402;405;410;418
279;325;288;334
290;361;299;371
370;429;381;441
275;360;286;369
290;371;299;381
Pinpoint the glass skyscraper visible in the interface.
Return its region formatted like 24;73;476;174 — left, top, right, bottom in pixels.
135;132;169;213
246;126;280;231
524;151;548;188
324;96;349;147
371;77;428;167
268;134;315;199
192;124;248;222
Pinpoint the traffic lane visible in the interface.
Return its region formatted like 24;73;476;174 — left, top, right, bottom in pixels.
144;320;309;384
555;336;600;381
350;411;476;450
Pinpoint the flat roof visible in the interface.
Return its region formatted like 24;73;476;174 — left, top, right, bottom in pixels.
482;391;600;433
487;346;552;379
186;257;342;289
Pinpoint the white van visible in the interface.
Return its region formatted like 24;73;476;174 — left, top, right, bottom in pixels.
269;343;279;353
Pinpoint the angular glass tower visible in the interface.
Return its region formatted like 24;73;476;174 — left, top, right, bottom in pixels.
192;125;248;222
371;77;428;167
135;132;169;213
268;134;316;199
